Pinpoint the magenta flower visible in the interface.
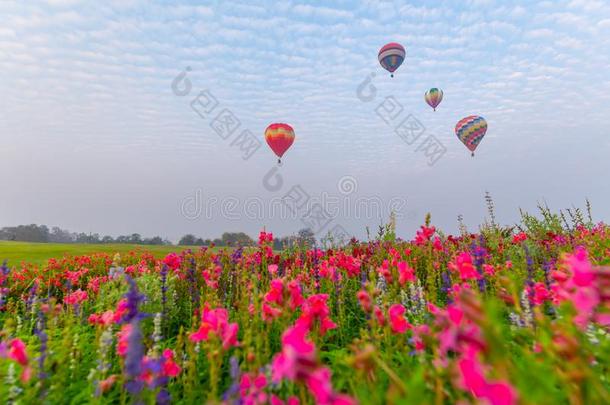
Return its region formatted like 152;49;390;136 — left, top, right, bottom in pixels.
190;304;239;349
388;304;412;334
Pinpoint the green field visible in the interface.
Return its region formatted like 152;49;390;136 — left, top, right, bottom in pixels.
0;241;201;266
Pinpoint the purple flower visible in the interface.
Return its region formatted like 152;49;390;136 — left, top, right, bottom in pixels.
187;258;199;307
230;246;243;264
120;275;147;324
124;319;145;394
471;236;487;293
222;356;241;401
1;260;9;276
160;264;168;319
35;308;48;382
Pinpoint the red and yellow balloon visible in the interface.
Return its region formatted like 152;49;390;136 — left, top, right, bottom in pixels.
265;123;295;164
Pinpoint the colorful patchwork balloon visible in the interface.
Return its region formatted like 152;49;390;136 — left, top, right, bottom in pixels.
455;116;487;156
425;88;443;111
378;43;405;77
265;123;295;164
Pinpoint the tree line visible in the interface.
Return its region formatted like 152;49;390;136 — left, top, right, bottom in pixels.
0;224;317;249
0;224;171;245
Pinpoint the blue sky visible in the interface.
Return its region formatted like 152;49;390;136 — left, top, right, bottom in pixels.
1;0;609;241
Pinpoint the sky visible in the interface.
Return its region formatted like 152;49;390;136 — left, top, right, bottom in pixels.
1;0;610;242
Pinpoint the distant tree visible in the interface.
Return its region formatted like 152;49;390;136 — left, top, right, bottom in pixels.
194;237;205;245
179;234;197;245
116;235;129;243
130;233;142;244
49;226;74;243
101;235;114;243
144;236;165;245
0;224;50;242
297;228;316;248
221;232;254;247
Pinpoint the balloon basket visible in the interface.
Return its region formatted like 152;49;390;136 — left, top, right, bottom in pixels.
471;152;475;157
390;73;394;78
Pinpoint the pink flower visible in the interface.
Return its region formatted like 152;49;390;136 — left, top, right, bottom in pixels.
433;236;443;251
414;225;436;245
162;349;181;377
190;305;239;349
413;324;429;352
458;354;517;405
113;299;129;323
270;395;300;405
376;260;392;283
64;289;88;305
262;303;283;322
373;306;385;326
297;294;337;335
240;372;268;405
306;367;334;404
8;339;28;366
88;310;115;326
287;280;304;310
449;252;480;281
117;324;132;357
388;304;412;334
357;290;372;312
271;324;356;405
483;264;495;276
551;247;610;329
397;262;416;285
527;282;551;305
259;231;273;245
272;323;316;383
268;264;279;276
162;253;182;270
265;279;284;306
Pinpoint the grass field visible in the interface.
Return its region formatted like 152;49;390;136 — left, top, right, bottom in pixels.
0;241;201;266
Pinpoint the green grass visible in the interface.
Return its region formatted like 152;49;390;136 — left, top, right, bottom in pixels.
0;241;203;267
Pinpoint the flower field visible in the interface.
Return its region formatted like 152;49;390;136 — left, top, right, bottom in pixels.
1;211;610;404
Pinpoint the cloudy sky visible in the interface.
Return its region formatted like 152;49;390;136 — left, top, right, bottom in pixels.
1;0;609;242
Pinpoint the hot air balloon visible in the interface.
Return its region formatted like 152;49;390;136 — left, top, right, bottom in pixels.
425;88;443;111
378;43;405;77
265;123;295;164
455;116;487;157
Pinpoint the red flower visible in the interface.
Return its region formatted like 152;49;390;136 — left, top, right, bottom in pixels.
162;349;181;377
162;253;182;270
8;338;28;366
512;232;527;244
